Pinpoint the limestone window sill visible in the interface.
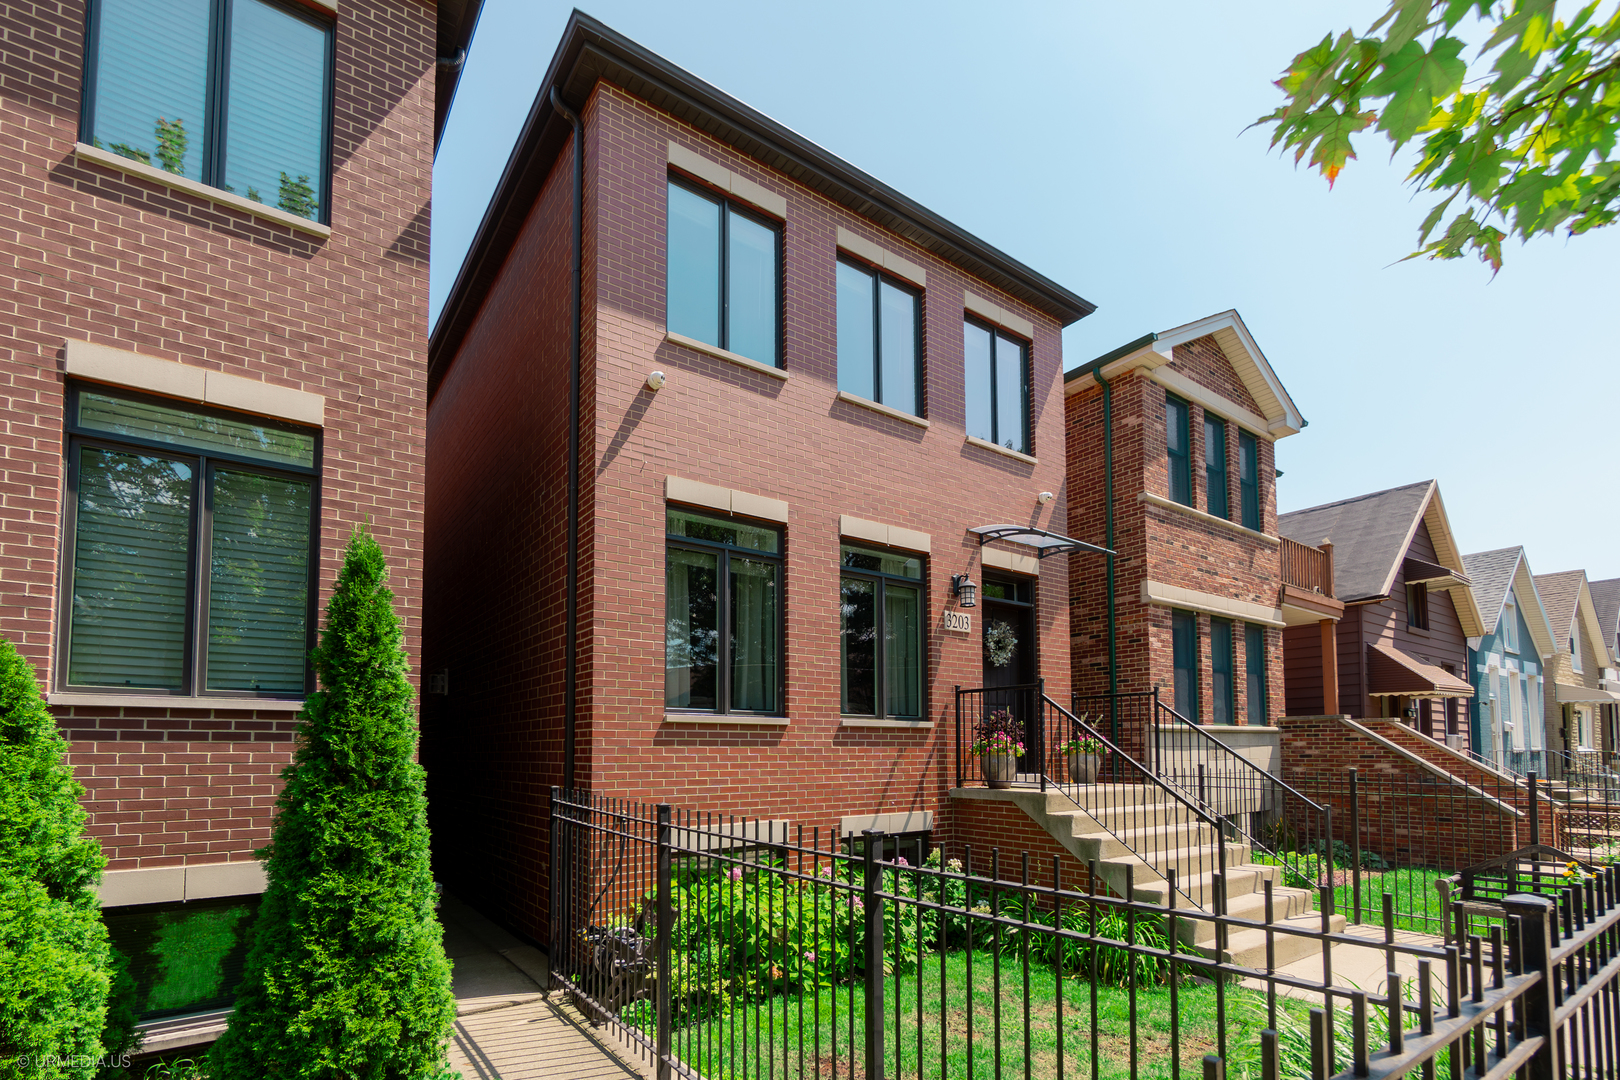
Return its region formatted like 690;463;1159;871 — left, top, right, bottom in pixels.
664;332;789;380
74;143;332;239
48;692;305;711
840;717;934;730
663;712;789;726
964;435;1037;465
835;390;930;428
1137;491;1280;546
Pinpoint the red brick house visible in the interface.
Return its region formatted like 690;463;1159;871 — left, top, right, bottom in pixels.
0;0;478;1035
1063;312;1306;762
421;14;1095;943
1279;481;1484;735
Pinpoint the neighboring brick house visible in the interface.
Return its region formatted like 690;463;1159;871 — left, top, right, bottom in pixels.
1278;481;1484;738
1459;547;1557;770
1530;570;1620;770
1063;312;1306;760
421;14;1095;944
0;0;477;1032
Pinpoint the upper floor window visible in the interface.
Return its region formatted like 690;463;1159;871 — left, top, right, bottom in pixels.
1204;415;1228;520
1406;581;1429;630
963;320;1028;454
1165;395;1191;506
665;508;782;714
82;0;334;223
837;259;920;415
1502;593;1520;653
840;545;924;719
1238;430;1260;531
60;386;318;696
666;178;780;367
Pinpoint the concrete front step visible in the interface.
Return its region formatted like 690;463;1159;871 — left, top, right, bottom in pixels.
1220;911;1348;968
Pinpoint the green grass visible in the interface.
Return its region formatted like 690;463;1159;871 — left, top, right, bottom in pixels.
1332;866;1450;934
631;947;1340;1080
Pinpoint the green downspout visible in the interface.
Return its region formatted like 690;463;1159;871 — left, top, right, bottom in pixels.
1094;366;1119;743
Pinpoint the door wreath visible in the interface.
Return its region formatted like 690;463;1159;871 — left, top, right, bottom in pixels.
984;619;1018;668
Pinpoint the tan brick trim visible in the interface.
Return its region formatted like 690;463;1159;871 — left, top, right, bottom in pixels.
667;141;788;218
1146;366;1274;439
665;476;789;523
834;227;927;288
49;691;305;711
65;340;326;426
662;713;790;726
98;860;267;908
839;718;936;730
838;515;931;553
665;331;789;380
834;390;929;428
964;435;1037;465
1140;579;1286;628
839;810;934;834
962;290;1034;339
982;547;1039;576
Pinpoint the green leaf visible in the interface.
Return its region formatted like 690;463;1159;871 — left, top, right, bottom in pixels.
1371;0;1441;58
1365;38;1469;145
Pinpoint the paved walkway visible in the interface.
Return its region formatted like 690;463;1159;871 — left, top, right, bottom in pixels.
442;894;653;1080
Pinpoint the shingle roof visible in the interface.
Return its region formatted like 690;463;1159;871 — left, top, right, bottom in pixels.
1276;481;1434;603
1532;570;1584;639
1462;547;1522;636
1589;578;1620;640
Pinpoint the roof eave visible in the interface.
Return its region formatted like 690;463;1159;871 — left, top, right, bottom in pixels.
434;0;487;153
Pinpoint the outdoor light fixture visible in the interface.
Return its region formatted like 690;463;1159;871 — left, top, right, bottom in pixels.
1038;491;1054;504
646;370;667;391
951;573;977;608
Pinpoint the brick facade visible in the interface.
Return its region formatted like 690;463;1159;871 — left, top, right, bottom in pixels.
423;63;1088;944
0;1;436;878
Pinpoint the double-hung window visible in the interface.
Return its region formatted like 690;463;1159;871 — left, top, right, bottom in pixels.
1166;395;1192;506
81;0;335;223
1210;617;1234;724
1245;624;1267;723
666;178;781;367
840;546;924;719
1204;415;1229;520
836;259;920;415
963;320;1029;453
1238;431;1260;531
60;386;318;696
1171;608;1199;722
665;509;782;715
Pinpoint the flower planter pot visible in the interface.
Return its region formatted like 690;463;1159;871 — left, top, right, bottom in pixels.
981;753;1018;789
1067;752;1101;785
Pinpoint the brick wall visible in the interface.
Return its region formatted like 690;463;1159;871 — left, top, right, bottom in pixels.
942;798;1103;896
423;82;1077;943
0;0;435;873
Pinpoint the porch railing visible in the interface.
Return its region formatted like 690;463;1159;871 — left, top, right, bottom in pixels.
1280;535;1333;596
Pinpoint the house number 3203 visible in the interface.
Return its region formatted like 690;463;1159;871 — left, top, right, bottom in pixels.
943;610;972;633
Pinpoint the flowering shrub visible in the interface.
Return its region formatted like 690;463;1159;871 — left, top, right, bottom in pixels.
970;709;1025;756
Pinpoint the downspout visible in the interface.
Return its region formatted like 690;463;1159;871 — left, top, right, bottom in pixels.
1093;367;1118;743
551;87;583;792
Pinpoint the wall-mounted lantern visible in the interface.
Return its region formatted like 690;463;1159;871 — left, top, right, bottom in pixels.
951;573;977;608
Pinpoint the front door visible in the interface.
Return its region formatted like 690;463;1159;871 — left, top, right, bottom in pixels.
982;575;1037;771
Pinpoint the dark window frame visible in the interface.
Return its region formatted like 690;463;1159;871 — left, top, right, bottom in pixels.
1166;394;1192;507
839;543;927;720
1238;430;1260;531
79;0;337;226
57;382;322;699
1204;414;1229;520
1245;623;1266;723
1210;616;1234;725
1406;581;1429;630
664;506;786;717
1171;608;1199;723
665;174;785;367
963;316;1031;454
836;255;923;414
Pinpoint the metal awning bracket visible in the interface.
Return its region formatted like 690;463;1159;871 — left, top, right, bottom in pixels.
969;524;1113;559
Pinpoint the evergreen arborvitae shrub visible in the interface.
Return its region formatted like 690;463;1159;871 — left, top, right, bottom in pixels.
209;528;456;1080
0;637;113;1080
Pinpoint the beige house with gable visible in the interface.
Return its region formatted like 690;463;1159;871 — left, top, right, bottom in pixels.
1532;570;1620;774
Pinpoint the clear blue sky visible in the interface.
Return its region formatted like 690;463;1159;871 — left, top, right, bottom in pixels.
432;1;1620;584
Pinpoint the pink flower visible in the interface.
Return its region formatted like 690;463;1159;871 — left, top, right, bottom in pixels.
849;897;864;911
728;867;743;882
803;950;817;963
895;856;910;867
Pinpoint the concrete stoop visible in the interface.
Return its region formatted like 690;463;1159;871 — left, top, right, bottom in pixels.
951;785;1344;969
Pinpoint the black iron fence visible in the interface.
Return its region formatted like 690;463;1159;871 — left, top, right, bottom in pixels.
549;788;1620;1080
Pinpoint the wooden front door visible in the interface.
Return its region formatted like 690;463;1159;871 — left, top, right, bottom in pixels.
982;575;1038;771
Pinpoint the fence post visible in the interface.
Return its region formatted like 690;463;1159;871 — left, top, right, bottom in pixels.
864;829;885;1080
1348;768;1362;925
1038;678;1047;793
1501;892;1556;1080
955;686;962;789
655;804;673;1080
1528;773;1541;847
549;786;561;988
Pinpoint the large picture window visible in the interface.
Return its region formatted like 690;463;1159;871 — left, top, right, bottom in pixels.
666;178;781;367
1166;395;1191;506
81;0;334;223
963;320;1029;453
836;259;920;415
60;387;318;696
1238;430;1260;531
1204;415;1229;520
665;508;782;714
1171;608;1198;723
840;545;923;719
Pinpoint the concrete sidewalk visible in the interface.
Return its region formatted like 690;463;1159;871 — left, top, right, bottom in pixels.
442;894;654;1080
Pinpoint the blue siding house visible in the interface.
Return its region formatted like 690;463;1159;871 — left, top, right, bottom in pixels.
1461;547;1557;772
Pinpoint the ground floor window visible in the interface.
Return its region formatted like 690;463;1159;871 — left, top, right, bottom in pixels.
840;544;923;718
1171;608;1198;722
665;508;782;714
103;895;262;1019
60;386;318;696
1210;617;1233;724
1244;624;1266;723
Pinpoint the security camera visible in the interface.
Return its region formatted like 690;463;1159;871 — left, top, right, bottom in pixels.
646;371;667;391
